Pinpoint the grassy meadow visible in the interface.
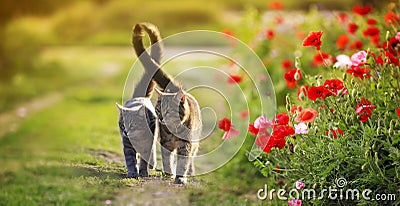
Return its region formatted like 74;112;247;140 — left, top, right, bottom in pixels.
0;0;391;205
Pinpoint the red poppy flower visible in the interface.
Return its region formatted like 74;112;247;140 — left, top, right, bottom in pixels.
265;29;275;40
218;117;231;131
302;31;323;50
218;118;240;140
338;13;348;23
290;105;302;114
297;85;308;100
325;129;344;138
260;134;286;153
308;86;328;101
296;31;305;39
350;40;363;50
336;34;349;50
355;98;376;122
375;54;384;65
272;125;295;140
396;108;400;118
323;78;345;96
348;23;359;34
367;18;377;25
284;69;302;89
256;124;294;153
274;113;289;125
382;37;400;56
227;74;242;84
239;110;249;119
294;108;318;123
385;11;400;25
222;29;234;37
383;51;400;66
248;123;259;135
371;35;380;46
346;66;370;80
313;52;331;66
275;16;283;24
363;27;380;37
352;5;372;16
275;165;280;173
268;1;284;10
281;60;293;69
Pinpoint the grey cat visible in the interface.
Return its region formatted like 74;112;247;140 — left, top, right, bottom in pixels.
132;23;201;184
116;25;162;178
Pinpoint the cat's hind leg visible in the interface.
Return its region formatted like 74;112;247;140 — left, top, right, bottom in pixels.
161;145;173;177
174;141;191;184
187;142;198;176
148;142;157;170
139;156;149;177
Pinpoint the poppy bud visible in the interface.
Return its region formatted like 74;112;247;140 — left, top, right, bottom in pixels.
374;152;379;164
286;94;291;105
388;128;393;136
361;163;367;171
376;83;382;89
376;127;381;135
298;92;305;101
386;30;390;41
342;73;346;81
350;79;355;86
294;70;301;81
390;120;395;131
295;56;302;69
365;150;369;158
351;89;357;97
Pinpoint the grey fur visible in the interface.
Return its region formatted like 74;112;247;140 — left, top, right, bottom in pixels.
133;23;202;184
155;89;201;184
117;98;158;178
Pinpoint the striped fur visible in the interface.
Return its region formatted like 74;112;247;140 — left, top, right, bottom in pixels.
117;24;162;178
133;23;201;184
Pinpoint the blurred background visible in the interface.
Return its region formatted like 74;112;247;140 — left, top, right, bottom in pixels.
0;0;391;204
0;0;381;112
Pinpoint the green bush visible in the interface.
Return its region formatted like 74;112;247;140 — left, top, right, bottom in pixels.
249;4;400;205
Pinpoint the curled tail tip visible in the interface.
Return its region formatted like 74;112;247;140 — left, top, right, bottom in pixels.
141;23;161;40
132;23;145;37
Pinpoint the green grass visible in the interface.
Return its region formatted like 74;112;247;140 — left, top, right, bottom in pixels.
0;46;272;205
0;85;127;205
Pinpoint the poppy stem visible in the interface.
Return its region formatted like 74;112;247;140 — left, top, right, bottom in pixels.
318;50;329;68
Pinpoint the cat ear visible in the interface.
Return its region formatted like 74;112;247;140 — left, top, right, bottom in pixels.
116;103;124;113
177;90;186;103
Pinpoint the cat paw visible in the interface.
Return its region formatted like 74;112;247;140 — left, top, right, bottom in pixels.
163;172;173;177
174;177;187;185
126;172;139;179
139;170;149;177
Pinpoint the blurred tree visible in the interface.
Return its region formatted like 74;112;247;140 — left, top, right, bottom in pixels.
0;0;81;81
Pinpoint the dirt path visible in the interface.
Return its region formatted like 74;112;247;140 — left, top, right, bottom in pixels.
0;92;63;138
88;148;202;205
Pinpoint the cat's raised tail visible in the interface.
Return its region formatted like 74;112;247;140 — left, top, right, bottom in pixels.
131;22;164;98
132;23;180;93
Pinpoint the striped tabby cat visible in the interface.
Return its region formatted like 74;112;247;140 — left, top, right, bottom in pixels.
133;23;201;184
116;26;162;178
